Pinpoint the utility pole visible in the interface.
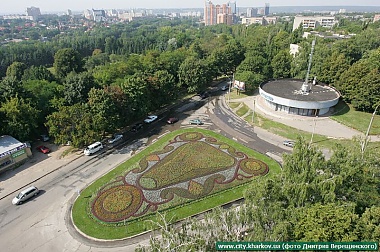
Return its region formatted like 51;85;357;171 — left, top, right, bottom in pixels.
361;104;380;157
310;116;318;146
252;100;255;124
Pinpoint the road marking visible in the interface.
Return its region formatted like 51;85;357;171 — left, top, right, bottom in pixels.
239;138;248;143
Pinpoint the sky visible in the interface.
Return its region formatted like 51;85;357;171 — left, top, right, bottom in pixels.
1;0;380;14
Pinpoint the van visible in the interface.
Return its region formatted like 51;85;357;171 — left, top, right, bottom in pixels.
12;186;39;205
84;142;103;156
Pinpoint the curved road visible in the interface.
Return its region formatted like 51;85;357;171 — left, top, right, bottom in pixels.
0;91;290;252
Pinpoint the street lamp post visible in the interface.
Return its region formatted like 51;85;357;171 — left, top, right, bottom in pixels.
252;100;255;124
227;76;233;104
310;116;318;146
361;104;380;156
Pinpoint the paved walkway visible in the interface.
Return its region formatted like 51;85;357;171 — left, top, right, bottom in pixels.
230;94;380;141
0;145;82;199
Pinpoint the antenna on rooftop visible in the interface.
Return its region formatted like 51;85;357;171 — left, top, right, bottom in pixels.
301;39;316;93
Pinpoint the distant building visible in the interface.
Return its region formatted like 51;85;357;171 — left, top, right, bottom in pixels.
264;3;270;16
293;16;337;31
204;1;235;26
257;8;264;16
92;9;106;22
246;8;258;17
242;16;277;26
26;6;41;21
290;44;300;56
83;9;107;22
374;14;380;22
0;135;32;174
3;15;33;21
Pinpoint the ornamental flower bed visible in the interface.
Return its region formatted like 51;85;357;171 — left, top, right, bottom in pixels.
90;132;269;223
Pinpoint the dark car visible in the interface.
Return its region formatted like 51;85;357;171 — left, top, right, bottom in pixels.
130;123;143;132
220;85;229;91
167;117;179;124
199;91;210;99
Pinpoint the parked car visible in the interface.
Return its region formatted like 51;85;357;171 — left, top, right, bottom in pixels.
167;117;179;124
283;140;295;148
130;123;143;132
40;134;49;142
12;186;39;205
108;134;123;144
199;92;210;99
84;142;103;156
220;85;229;91
189;119;203;125
144;115;158;124
36;145;50;154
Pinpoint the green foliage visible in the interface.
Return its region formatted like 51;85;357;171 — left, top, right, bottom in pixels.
6;61;27;80
53;48;83;79
0;76;29;104
0;96;39;140
271;50;292;78
63;71;97;105
45;103;101;147
294;203;359;242
22;65;55;82
178;57;210;93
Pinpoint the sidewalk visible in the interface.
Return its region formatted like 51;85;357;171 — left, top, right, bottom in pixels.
0;145;82;199
231;94;380;141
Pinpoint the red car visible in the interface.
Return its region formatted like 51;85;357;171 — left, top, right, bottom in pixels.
167;117;179;124
36;145;50;154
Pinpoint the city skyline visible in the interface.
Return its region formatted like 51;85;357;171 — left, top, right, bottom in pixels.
1;0;380;14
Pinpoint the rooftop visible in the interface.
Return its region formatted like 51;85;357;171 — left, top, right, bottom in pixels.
260;79;340;102
0;135;26;157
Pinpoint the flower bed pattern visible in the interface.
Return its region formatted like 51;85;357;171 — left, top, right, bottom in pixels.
91;132;269;223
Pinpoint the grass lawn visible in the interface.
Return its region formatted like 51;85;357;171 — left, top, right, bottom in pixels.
72;128;281;239
330;100;380;135
234;102;380;151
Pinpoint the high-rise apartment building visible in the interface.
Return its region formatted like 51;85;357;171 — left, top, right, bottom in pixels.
264;3;270;16
26;6;41;20
204;1;234;26
247;8;258;17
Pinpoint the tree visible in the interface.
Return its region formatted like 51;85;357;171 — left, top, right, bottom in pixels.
22;65;55;82
120;73;151;119
45;103;101;147
271;50;292;79
23;79;60;125
0;76;27;102
6;61;27;80
84;52;110;71
63;72;96;105
234;71;264;91
236;51;270;79
356;206;380;241
53;48;83;79
178;57;209;93
0;96;39;140
294;203;359;242
87;88;119;135
318;52;350;85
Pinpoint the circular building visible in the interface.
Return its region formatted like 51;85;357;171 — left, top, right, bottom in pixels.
259;79;340;116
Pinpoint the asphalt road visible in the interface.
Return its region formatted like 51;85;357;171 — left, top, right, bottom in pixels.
0;88;290;252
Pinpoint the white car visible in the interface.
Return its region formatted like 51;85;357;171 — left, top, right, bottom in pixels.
108;134;123;144
144;115;158;123
283;140;295;148
12;186;39;205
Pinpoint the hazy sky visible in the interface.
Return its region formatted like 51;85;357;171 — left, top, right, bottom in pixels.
1;0;380;14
